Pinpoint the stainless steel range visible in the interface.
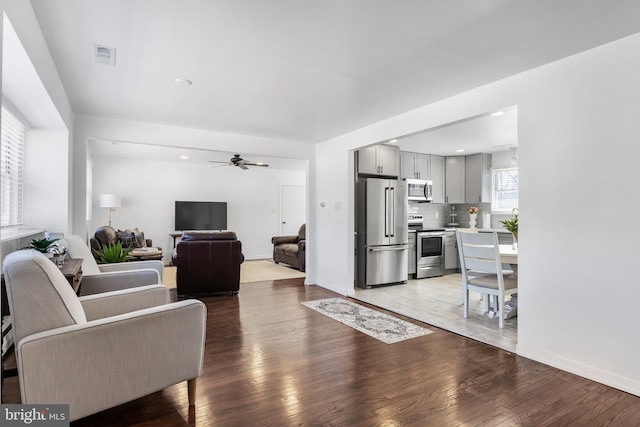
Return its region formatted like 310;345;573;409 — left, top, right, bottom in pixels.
416;229;445;278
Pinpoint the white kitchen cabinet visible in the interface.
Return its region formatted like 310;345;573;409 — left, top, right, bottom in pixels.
358;145;400;177
444;231;458;270
401;152;430;180
430;155;445;203
445;156;465;203
465;153;492;203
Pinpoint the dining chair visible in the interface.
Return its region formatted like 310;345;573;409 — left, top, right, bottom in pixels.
456;231;517;328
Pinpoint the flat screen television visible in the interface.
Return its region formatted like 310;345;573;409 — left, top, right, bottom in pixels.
175;201;227;231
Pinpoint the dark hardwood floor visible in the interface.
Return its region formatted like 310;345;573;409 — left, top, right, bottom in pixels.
3;278;640;426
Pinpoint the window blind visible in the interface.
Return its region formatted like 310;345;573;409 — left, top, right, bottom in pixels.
1;104;26;227
492;168;518;212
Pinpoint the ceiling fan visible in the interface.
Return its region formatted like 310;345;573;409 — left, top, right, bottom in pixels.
208;154;269;170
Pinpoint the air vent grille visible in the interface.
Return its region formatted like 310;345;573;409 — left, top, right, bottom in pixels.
93;44;116;66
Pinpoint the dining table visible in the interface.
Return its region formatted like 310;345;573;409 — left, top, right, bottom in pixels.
499;244;518;319
499;244;518;265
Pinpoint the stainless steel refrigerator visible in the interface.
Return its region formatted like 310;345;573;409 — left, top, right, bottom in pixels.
357;177;408;288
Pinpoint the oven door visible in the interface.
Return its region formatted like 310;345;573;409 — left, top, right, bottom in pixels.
416;232;444;278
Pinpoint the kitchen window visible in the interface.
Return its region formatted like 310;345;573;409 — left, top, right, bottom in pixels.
1;102;27;228
492;167;518;212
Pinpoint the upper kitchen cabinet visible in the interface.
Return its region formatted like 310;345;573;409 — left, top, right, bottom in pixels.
401;152;430;180
430;155;445;203
445;156;465;203
358;144;400;177
465;153;492;203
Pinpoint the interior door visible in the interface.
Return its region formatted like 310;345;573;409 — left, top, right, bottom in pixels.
279;184;306;235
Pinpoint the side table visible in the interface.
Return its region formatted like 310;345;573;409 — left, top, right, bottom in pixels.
60;258;83;294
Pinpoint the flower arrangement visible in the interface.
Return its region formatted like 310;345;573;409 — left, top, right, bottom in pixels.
467;206;479;215
501;211;518;241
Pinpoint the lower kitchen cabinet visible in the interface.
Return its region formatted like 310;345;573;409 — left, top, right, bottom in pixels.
444;231;458;270
408;231;416;276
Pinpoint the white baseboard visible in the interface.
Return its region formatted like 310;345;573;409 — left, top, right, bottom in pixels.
517;343;640;397
316;280;347;296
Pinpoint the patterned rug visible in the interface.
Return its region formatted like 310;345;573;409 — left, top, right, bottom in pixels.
302;298;434;344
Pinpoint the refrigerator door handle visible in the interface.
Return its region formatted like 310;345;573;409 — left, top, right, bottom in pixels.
369;246;407;252
389;187;396;237
384;187;389;237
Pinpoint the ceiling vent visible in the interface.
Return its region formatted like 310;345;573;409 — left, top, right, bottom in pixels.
93;44;116;66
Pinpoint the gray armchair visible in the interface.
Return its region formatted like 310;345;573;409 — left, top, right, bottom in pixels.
65;234;164;296
271;224;306;272
2;249;206;422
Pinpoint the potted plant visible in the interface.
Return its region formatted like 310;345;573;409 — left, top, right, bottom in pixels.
500;212;518;248
467;206;479;229
93;241;131;264
29;237;59;256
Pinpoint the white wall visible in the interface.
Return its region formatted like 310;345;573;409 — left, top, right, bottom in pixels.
314;32;640;396
1;2;74;241
23;129;69;232
90;155;305;262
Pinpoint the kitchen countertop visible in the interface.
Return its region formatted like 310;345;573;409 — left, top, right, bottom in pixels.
452;227;511;233
408;227;511;233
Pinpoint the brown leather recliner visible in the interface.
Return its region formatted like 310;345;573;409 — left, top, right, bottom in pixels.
172;231;244;297
271;224;305;272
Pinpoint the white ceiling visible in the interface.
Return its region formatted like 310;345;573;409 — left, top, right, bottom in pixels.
87;139;307;170
29;0;640;150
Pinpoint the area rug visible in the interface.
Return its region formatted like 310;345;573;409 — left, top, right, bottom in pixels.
302;297;433;344
162;259;305;289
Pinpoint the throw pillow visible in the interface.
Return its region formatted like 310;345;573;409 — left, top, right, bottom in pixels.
116;230;137;248
134;231;147;248
121;228;146;248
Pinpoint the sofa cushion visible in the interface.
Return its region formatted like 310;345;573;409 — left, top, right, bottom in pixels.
275;243;299;258
182;231;237;241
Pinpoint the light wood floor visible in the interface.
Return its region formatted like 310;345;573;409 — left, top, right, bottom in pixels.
353;274;518;352
3;278;640;425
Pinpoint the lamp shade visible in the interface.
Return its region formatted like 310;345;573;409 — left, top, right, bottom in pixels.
100;194;121;209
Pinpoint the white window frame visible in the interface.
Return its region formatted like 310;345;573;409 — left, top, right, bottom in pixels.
1;101;28;228
491;167;518;213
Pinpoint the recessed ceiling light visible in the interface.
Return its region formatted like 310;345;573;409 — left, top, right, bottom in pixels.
491;111;505;116
389;139;398;143
456;149;465;153
180;155;189;159
174;78;192;86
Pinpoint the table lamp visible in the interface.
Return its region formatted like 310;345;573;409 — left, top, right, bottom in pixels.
100;194;121;227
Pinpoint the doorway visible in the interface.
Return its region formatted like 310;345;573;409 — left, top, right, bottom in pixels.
279;184;306;235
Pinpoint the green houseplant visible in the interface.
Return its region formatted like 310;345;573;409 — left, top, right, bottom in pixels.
93;241;131;264
500;214;518;242
29;237;59;253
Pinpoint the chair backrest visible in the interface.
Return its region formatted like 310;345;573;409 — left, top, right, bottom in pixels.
456;231;503;276
64;234;102;275
2;250;87;348
298;224;306;241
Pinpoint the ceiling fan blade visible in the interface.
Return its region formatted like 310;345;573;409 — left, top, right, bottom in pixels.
237;163;249;170
208;160;230;164
243;161;269;167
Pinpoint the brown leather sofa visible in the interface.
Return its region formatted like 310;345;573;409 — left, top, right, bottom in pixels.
172;231;244;297
90;226;161;260
271;224;305;272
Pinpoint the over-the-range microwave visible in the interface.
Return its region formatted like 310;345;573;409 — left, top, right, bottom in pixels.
407;179;433;202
